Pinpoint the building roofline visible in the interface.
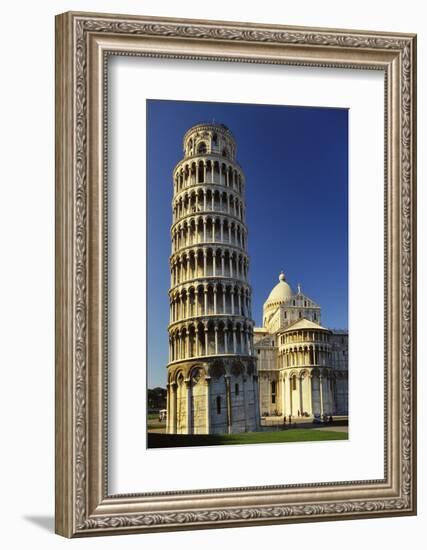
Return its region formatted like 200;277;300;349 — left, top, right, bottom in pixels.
183;122;235;143
278;318;331;333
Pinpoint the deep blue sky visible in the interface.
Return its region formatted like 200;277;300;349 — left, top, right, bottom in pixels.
147;99;348;388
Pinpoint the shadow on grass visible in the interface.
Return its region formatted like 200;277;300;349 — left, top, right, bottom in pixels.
148;428;348;448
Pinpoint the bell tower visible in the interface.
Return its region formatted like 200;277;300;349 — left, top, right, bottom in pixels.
166;123;260;434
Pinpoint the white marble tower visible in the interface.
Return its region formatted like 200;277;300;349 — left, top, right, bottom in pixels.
166;123;260;434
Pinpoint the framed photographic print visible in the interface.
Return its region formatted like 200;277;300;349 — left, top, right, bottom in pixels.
55;11;417;537
146;99;349;451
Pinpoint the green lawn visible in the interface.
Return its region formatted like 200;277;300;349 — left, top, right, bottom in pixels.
147;428;348;448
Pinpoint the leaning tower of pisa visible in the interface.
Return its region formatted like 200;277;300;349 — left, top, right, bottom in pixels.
166;123;260;435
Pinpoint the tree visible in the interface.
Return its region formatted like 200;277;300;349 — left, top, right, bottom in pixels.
147;387;167;412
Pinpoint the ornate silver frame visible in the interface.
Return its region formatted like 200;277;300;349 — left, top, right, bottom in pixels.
55;11;417;537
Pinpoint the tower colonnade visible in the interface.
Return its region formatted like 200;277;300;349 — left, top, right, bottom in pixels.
169;280;252;322
173;156;244;196
169;319;254;362
170;246;249;285
171;213;247;252
173;187;245;223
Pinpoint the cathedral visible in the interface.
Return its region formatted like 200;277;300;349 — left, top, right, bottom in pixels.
165;122;348;435
254;273;348;420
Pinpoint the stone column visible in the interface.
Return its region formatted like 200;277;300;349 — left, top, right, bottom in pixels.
185;379;192;434
299;374;304;414
205;376;211;434
281;375;286;417
224;327;228;353
203;250;207;276
231;290;235;315
225;375;232;434
327;374;333;414
171;382;177;434
289;376;293;416
242;375;248;432
253;374;261;427
214;325;219;354
204;287;208;315
222;287;226;313
213;287;217;313
182;293;186;319
221;253;225;276
319;374;324;417
232;328;237;353
204;326;209;356
166;383;171;432
176;331;180;360
308;373;313;416
182;331;186;359
195;289;199;317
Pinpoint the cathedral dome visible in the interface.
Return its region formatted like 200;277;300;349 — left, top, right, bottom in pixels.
265;272;294;305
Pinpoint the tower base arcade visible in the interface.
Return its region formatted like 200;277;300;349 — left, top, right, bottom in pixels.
166;356;260;435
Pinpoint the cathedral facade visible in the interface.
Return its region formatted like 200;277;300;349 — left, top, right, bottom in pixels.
255;273;348;419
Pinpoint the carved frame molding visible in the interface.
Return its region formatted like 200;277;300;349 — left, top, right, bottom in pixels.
55;11;416;537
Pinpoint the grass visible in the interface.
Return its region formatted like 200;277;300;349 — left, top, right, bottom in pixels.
147;428;348;448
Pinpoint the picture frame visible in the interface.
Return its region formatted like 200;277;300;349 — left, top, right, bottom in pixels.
55;11;417;537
